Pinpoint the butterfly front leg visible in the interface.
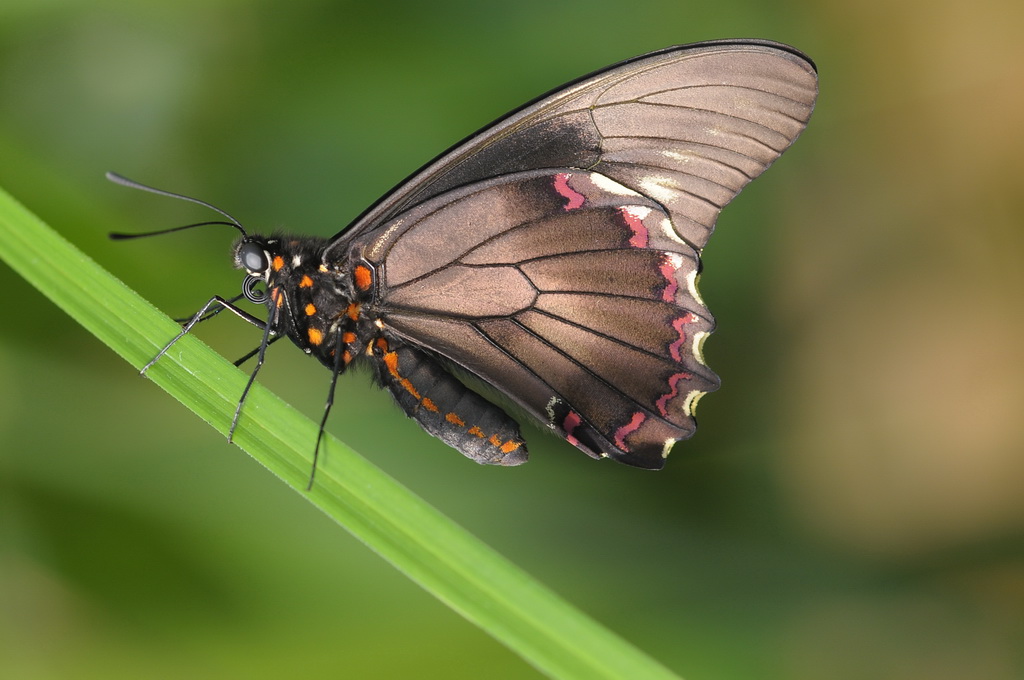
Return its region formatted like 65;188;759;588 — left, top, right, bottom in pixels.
142;294;271;375
369;336;527;466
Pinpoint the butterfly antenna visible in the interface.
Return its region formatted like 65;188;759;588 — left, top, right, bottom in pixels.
106;171;248;238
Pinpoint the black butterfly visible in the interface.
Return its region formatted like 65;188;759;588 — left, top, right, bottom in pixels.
111;39;818;483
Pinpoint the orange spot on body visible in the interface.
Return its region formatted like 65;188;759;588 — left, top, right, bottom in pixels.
489;434;502;447
272;256;284;272
421;398;438;412
342;350;352;364
346;303;360;321
342;332;356;344
500;441;522;454
400;379;421;400
270;287;283;308
308;328;324;345
299;275;314;288
354;265;372;291
446;413;465;427
305;303;316;316
383;351;399;376
468;426;485;438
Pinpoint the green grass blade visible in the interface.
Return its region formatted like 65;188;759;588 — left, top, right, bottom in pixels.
0;185;683;680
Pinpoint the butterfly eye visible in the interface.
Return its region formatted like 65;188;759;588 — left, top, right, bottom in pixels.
237;241;268;274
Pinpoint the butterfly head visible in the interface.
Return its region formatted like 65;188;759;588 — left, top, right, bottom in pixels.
230;236;275;305
234;237;271;277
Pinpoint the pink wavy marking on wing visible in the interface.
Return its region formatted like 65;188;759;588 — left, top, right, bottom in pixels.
613;411;646;452
656;372;693;417
668;312;697;362
659;254;682;302
618;206;649;248
553;173;585;211
562;410;582;446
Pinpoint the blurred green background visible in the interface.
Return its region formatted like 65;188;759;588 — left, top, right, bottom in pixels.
2;0;1023;678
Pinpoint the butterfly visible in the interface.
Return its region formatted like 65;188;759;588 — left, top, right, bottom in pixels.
111;39;818;484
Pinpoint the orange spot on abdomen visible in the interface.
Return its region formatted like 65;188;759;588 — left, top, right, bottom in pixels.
400;379;421;400
383;351;399;376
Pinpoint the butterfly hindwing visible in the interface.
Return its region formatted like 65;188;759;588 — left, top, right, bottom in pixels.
357;169;718;467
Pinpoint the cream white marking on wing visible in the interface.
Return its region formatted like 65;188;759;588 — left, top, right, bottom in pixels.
622;205;652;221
692;331;710;366
686;268;705;306
545;396;560;429
658;215;688;248
662;149;695;164
638;176;680;205
590;172;642;196
683;390;706;416
366;218;406;260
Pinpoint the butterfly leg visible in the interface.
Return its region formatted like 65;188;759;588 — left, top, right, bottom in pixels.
142;295;269;374
173;293;246;324
233;334;284;367
143;294;278;445
307;330;347;491
371;337;527;466
227;311;276;443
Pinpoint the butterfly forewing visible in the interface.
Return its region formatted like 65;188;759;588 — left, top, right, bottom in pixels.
328;40;817;257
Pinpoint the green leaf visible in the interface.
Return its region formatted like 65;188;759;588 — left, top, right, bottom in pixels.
0;184;682;680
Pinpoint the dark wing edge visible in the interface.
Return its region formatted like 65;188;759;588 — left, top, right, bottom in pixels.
326;39;818;258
